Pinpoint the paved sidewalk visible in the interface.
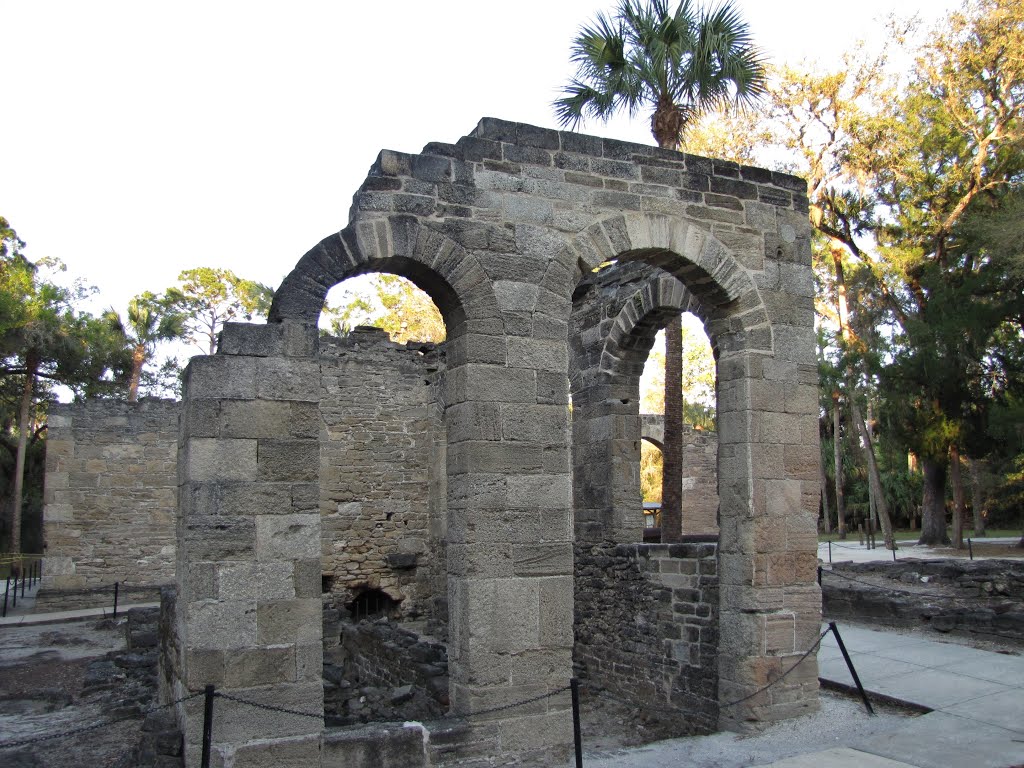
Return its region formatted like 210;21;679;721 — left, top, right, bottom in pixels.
818;537;1020;565
0;578;156;627
804;623;1024;768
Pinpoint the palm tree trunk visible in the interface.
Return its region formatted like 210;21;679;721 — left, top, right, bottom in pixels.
949;444;966;549
10;353;37;553
661;316;683;542
832;391;847;539
919;458;950;545
968;457;986;537
128;344;146;403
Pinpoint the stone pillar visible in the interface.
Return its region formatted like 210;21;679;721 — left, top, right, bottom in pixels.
175;322;324;766
715;344;821;729
444;328;574;761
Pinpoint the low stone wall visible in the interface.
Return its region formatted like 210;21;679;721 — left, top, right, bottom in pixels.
574;541;719;738
322;599;449;726
34;582;163;612
42;399;179;592
823;559;1024;645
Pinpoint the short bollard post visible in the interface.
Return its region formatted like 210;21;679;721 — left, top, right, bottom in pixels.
11;569;18;608
113;581;119;618
201;684;216;768
828;622;874;716
570;678;583;768
968;538;973;560
2;575;10;618
828;541;832;563
892;546;897;562
20;565;26;598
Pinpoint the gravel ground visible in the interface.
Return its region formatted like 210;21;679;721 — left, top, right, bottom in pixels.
570;691;915;768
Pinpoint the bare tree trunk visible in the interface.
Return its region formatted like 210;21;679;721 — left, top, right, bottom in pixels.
969;457;986;537
919;458;950;546
10;356;36;554
819;446;833;534
661;315;683;543
949;445;966;549
832;391;847;539
850;397;896;550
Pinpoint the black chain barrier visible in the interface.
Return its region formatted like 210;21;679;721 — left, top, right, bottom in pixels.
0;690;204;751
215;684;570;723
720;628;831;710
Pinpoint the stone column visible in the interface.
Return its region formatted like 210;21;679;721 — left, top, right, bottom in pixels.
444;326;575;761
715;344;821;729
175;322;324;766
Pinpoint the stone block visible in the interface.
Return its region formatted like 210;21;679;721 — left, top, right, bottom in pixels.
186;600;257;650
230;734;323;768
217;562;295;601
321;723;428;768
506;336;569;373
493;280;540;312
506;474;571;509
224;646;297;687
256;514;320;560
257;439;318;482
184;356;257;400
181;438;257;483
512;543;572;577
256;598;322;645
255;358;322;402
500;404;568;442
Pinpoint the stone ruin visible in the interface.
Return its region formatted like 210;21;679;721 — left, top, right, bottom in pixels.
41;117;822;766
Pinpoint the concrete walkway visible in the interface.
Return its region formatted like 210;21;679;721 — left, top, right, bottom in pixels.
0;578;156;627
778;623;1024;768
818;537;1020;565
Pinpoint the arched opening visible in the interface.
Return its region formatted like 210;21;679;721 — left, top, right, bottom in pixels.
319;273;445;344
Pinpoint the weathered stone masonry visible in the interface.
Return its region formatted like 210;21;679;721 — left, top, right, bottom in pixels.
165;116;819;765
42;399;178;598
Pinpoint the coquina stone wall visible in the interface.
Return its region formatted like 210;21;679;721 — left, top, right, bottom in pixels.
41;399;178;595
319;327;447;626
574;541;720;738
640;414;719;535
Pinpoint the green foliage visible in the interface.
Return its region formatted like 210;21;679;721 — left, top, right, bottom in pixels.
554;0;766;148
168;267;273;354
323;274;445;344
103;291;186;401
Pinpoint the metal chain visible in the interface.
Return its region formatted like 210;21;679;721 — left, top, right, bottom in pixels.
0;690;203;751
213;691;325;720
462;685;571;718
720;628;830;710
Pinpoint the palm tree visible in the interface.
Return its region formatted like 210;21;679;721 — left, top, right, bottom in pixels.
104;292;184;402
554;0;767;149
556;0;766;541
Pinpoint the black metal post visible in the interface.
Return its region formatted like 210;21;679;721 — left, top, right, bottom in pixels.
2;575;9;618
570;678;583;768
892;546;896;562
828;622;874;715
113;581;119;618
968;538;973;560
20;565;26;598
201;684;215;768
11;569;18;608
817;566;822;586
828;540;832;563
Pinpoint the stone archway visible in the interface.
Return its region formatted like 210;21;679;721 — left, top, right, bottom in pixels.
172;117;819;765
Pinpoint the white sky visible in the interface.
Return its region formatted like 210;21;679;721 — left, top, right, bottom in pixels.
2;0;962;318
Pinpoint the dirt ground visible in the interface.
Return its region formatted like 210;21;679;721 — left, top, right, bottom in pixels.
0;620;148;767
